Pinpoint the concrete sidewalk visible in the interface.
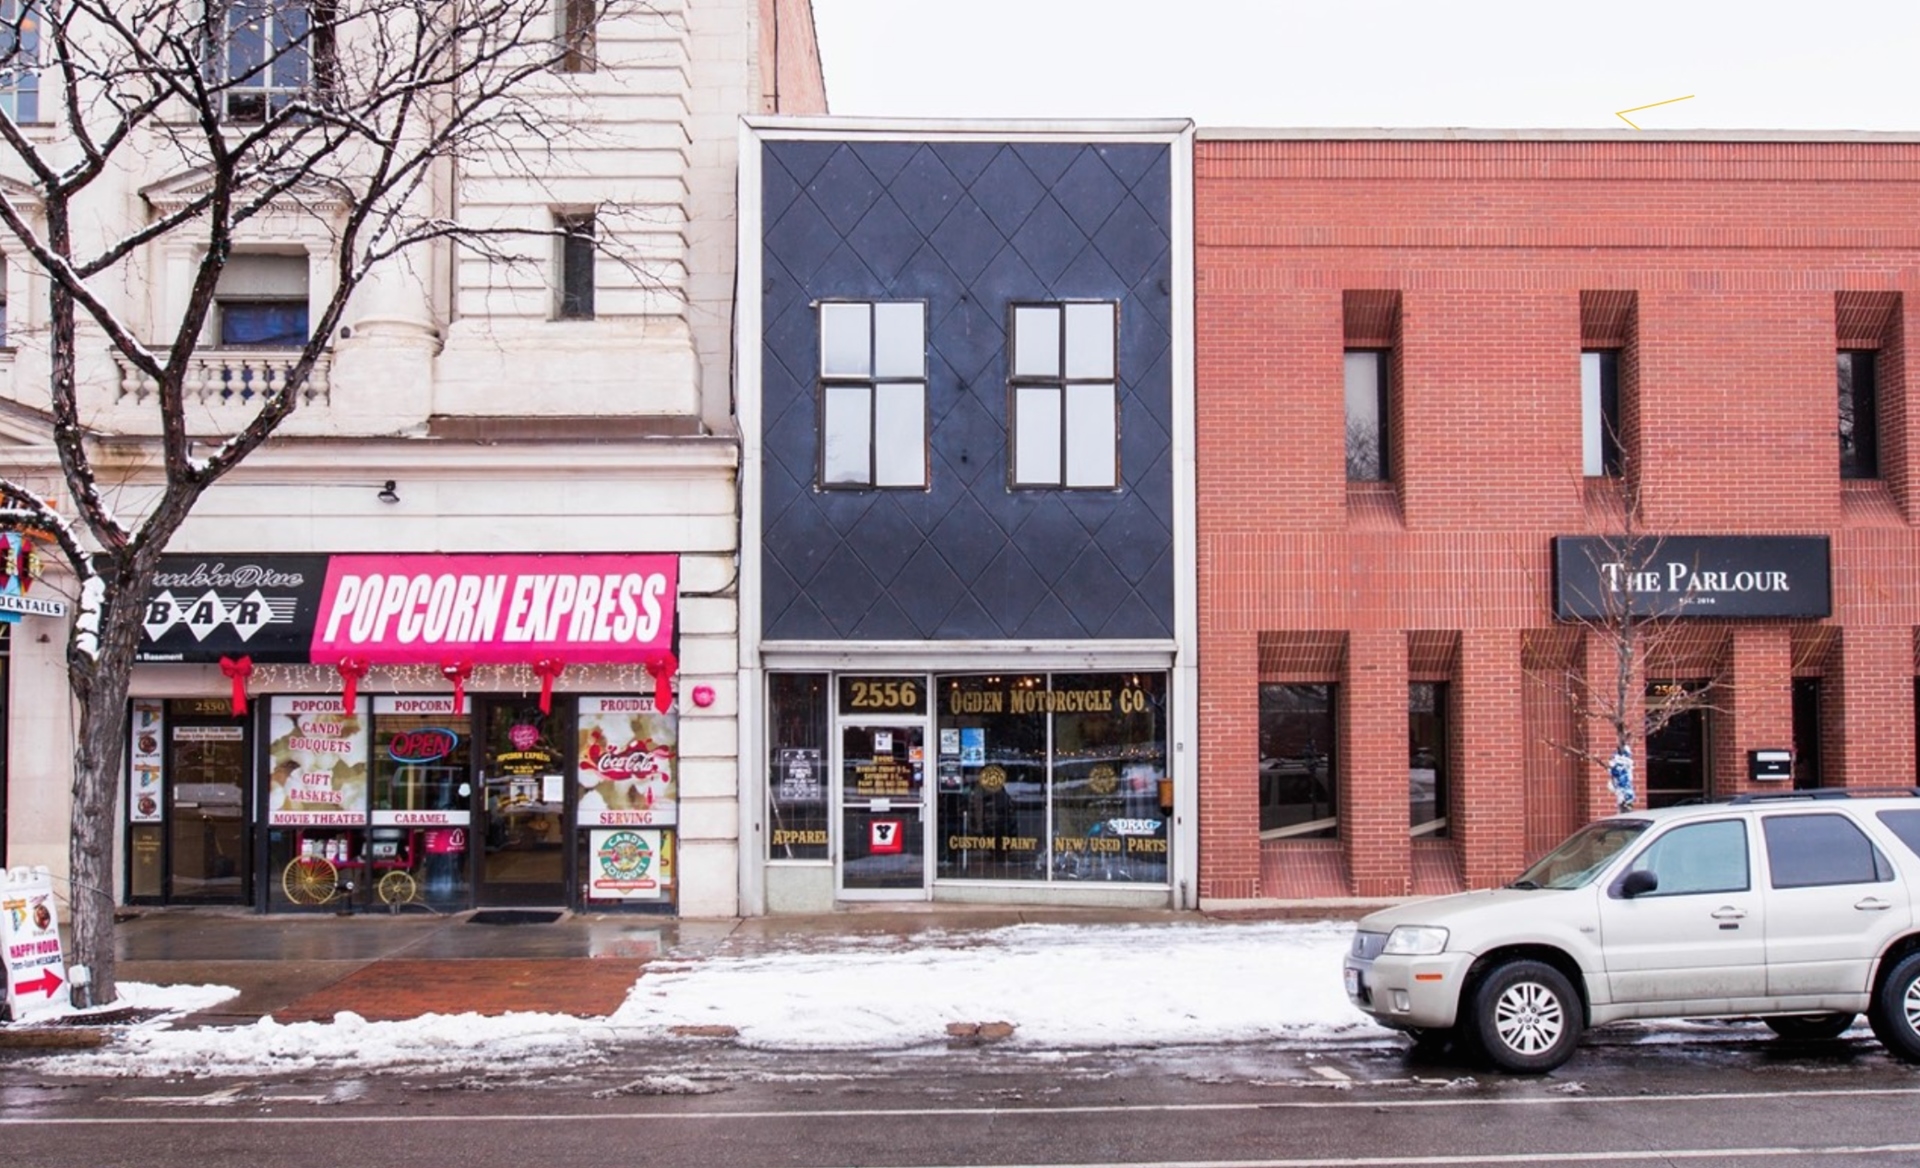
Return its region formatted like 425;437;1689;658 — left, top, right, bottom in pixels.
110;904;1214;1027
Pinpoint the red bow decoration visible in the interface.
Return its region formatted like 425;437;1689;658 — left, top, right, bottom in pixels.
532;657;566;715
645;651;678;714
218;655;253;716
441;660;475;714
337;657;370;712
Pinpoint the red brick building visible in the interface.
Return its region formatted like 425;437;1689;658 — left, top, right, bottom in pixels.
1195;131;1920;905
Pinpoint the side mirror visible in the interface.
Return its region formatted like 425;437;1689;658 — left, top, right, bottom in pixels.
1619;869;1659;899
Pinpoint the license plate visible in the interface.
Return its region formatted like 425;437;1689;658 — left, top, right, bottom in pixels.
1344;967;1361;997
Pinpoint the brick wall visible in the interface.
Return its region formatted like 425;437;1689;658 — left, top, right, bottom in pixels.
1197;136;1920;901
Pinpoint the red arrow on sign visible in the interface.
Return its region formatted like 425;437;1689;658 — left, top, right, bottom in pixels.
14;968;64;998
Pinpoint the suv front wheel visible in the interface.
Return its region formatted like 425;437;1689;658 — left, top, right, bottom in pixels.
1870;952;1920;1062
1467;959;1582;1074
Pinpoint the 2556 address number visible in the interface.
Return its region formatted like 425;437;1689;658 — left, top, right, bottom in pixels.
841;677;926;713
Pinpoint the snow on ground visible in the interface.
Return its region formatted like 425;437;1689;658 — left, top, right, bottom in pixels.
18;919;1393;1078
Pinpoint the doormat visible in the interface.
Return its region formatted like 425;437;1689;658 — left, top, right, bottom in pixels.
467;910;564;925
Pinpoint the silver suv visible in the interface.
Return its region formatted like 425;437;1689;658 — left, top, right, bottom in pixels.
1344;791;1920;1073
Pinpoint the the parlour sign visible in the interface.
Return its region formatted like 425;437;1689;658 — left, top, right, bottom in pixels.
1553;535;1831;621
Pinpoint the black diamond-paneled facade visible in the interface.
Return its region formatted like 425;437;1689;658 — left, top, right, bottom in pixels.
760;139;1175;642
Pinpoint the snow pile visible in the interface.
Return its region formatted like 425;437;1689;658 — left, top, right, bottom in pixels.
23;918;1388;1077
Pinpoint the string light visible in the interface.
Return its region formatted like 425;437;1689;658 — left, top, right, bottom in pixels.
246;661;667;696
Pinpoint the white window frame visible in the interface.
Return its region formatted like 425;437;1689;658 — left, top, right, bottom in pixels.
1008;301;1119;490
817;300;927;489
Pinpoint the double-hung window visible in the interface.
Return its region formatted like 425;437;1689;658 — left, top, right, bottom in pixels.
219;0;331;122
0;0;39;124
215;253;309;347
1009;301;1118;489
818;301;927;489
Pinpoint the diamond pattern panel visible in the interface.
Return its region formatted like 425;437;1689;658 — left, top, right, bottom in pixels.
760;139;1175;643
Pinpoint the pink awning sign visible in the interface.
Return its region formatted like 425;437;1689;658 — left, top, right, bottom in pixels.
310;554;678;664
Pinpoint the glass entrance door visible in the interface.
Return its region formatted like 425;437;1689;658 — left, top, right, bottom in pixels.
167;722;249;903
838;722;927;897
475;699;570;906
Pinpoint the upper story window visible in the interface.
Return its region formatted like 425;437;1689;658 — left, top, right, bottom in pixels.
218;0;333;123
818;300;927;489
558;0;596;73
215;252;309;347
556;212;595;320
1582;350;1622;476
0;0;40;125
1009;302;1119;490
1839;350;1878;480
1344;349;1389;481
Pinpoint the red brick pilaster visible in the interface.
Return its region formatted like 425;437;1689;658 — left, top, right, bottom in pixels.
1716;626;1794;799
1457;629;1525;888
1831;627;1914;788
1345;630;1409;896
1198;631;1261;900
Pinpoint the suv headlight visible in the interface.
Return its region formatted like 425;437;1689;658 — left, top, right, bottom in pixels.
1382;926;1449;956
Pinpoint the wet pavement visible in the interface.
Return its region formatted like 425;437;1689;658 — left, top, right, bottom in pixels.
96;903;1231;1028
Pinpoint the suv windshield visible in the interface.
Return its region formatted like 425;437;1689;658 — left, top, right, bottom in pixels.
1511;819;1650;889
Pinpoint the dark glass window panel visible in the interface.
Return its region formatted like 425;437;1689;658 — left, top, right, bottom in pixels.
767;673;830;861
1048;672;1167;883
934;674;1048;882
1764;813;1892;888
1344;350;1387;481
1839;350;1879;480
219;300;309;347
1645;683;1708;808
1259;683;1336;837
1877;810;1920;863
560;214;595;319
1409;681;1447;836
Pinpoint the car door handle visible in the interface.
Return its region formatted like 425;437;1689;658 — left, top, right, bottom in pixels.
1856;898;1894;912
1710;907;1747;920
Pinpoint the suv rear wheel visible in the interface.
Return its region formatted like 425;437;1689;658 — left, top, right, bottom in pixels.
1870;952;1920;1062
1467;959;1581;1074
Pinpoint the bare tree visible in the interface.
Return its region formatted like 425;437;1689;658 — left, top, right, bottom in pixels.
0;0;624;1003
1534;471;1722;817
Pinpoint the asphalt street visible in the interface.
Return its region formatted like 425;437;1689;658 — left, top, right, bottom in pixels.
6;1023;1920;1166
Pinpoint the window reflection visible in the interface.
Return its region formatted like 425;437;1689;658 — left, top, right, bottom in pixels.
1260;683;1336;838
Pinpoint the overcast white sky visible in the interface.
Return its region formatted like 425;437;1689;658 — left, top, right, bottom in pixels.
810;0;1920;131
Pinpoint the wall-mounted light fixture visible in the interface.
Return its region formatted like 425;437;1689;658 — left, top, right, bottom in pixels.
377;480;400;504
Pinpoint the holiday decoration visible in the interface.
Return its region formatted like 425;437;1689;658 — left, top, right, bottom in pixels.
1608;747;1636;813
532;657;567;714
645;650;678;714
218;655;253;715
336;657;371;712
440;659;475;714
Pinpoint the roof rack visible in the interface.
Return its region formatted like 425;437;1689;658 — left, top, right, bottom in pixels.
1725;788;1920;805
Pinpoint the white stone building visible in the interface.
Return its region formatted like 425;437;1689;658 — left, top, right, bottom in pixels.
0;0;823;919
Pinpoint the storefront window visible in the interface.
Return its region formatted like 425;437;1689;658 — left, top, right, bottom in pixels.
1410;682;1448;837
768;673;830;861
265;695;372;911
1259;683;1336;838
1048;672;1168;883
936;674;1048;881
932;672;1167;884
370;699;473;908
